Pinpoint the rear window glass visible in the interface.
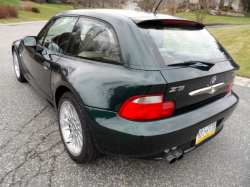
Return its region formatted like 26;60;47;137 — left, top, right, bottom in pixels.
144;27;230;67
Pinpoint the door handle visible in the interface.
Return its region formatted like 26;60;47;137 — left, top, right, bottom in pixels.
43;62;50;70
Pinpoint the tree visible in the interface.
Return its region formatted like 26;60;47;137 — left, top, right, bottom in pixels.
102;0;106;8
219;0;224;9
137;0;158;11
108;0;119;7
45;0;58;3
227;0;233;10
81;0;87;8
35;0;46;3
74;0;77;9
164;0;178;15
241;0;250;12
86;0;97;8
193;0;218;23
173;0;177;15
186;0;190;9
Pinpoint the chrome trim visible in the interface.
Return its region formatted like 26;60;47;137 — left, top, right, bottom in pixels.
189;83;226;96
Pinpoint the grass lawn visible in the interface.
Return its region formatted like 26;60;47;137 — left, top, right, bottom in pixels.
0;0;117;23
1;0;20;7
209;26;250;78
176;12;250;25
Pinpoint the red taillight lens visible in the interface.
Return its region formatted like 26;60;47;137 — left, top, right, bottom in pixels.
118;95;175;121
226;78;235;95
162;20;196;25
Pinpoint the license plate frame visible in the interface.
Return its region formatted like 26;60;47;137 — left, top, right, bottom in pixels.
196;122;217;145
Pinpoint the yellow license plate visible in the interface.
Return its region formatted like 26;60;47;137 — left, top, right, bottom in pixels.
196;122;216;144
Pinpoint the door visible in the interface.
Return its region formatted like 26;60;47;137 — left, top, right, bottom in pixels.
22;16;78;98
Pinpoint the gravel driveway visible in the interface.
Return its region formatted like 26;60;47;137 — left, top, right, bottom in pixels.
0;21;249;187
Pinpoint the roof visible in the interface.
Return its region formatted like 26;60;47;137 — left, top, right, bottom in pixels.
54;9;203;70
55;9;184;23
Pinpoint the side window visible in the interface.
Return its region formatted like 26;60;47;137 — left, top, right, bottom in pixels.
37;22;51;45
43;17;77;54
66;17;122;64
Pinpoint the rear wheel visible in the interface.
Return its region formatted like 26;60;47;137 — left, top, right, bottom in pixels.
12;49;26;82
58;92;102;163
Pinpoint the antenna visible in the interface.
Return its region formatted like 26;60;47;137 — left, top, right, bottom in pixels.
153;0;163;15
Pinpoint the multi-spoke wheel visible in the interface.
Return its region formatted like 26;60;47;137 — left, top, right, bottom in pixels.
60;101;83;156
12;49;26;82
58;92;102;163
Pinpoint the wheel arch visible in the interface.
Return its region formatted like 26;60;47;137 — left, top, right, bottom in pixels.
12;44;18;54
12;40;22;53
54;82;85;109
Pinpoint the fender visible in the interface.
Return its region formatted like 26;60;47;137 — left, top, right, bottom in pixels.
12;39;22;53
51;71;85;108
11;39;27;76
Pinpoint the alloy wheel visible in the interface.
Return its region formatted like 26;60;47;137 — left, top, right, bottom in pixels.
13;52;20;78
59;101;83;156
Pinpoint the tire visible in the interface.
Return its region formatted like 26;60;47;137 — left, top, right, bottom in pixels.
58;91;102;163
12;49;27;82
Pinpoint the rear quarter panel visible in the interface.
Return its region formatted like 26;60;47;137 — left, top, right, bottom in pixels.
51;56;167;111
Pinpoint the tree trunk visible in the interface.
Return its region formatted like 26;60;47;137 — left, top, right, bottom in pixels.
173;0;177;15
216;0;220;10
227;0;232;10
81;0;83;8
74;0;76;9
186;0;189;9
198;0;201;10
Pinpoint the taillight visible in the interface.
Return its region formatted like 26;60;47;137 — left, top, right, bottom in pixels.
162;20;196;25
226;78;235;95
118;95;175;121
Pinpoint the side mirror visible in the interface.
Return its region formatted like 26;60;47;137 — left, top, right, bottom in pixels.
23;36;37;47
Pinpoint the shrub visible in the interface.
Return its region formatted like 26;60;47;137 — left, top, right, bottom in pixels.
22;6;32;11
0;4;18;19
35;0;46;3
65;1;69;4
200;0;217;9
31;7;40;13
58;1;62;4
221;7;228;11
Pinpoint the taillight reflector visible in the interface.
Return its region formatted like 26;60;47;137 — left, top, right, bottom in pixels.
226;78;235;95
162;20;196;25
118;95;175;121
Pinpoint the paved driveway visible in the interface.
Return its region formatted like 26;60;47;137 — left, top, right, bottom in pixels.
124;3;139;11
0;22;249;187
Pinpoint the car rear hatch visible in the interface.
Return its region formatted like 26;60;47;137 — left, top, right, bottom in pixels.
137;19;240;115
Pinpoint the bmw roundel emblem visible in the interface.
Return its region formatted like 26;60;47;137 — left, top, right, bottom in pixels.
211;76;217;85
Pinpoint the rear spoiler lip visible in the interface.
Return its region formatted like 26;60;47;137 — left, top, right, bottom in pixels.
133;18;205;28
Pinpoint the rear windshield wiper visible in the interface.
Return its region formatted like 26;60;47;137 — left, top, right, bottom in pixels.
167;61;215;67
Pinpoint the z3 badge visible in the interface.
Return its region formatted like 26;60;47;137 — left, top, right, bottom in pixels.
169;86;185;92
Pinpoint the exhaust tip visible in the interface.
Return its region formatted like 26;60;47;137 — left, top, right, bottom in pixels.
172;149;183;161
164;151;177;164
177;154;183;161
169;157;177;164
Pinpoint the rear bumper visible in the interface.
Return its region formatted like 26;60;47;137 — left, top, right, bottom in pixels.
83;92;239;157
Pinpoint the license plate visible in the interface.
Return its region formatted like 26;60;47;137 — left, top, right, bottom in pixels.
196;122;216;145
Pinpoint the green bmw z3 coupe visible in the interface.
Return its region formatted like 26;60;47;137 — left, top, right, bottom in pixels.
12;9;239;164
